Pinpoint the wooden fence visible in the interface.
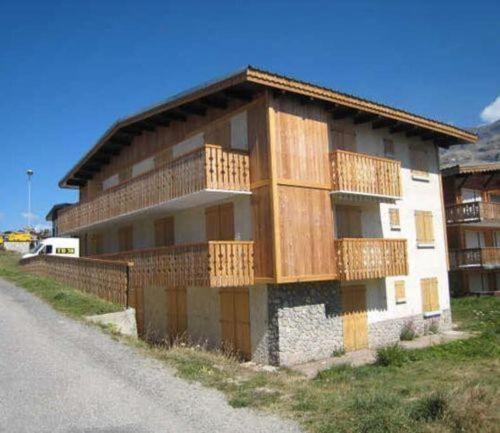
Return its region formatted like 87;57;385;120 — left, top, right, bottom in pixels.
445;201;500;225
335;238;408;280
20;255;132;307
330;149;402;198
58;145;250;234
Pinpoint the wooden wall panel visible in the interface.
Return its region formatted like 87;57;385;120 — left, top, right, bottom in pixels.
247;101;270;183
272;96;330;185
278;186;336;280
251;186;274;280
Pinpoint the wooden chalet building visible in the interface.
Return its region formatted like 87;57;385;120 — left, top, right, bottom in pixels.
53;67;476;365
442;163;500;296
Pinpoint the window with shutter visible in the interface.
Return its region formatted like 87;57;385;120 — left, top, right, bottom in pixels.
118;225;134;251
383;138;395;159
395;280;406;303
420;277;439;314
410;146;429;180
415;211;434;247
389;208;400;230
154;216;175;247
205;203;235;241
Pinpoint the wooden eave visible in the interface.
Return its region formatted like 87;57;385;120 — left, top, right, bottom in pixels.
60;66;477;188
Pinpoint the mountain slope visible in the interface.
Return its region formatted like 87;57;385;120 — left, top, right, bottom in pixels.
440;119;500;167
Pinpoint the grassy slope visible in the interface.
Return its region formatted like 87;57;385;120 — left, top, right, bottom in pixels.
1;250;498;432
0;251;121;317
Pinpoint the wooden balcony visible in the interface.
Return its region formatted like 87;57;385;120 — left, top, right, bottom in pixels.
330;150;402;200
449;247;500;270
98;241;254;288
335;238;408;280
58;145;250;234
445;201;500;226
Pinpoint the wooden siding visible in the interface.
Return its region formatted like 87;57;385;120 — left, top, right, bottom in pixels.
251;186;275;280
445;202;500;225
279;186;337;280
20;255;131;306
335;238;408;281
58;145;250;234
330;149;402;197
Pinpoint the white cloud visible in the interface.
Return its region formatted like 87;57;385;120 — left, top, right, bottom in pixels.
33;222;52;232
21;212;39;221
480;96;500;124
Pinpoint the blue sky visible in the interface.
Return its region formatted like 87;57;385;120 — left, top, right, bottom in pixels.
0;0;499;231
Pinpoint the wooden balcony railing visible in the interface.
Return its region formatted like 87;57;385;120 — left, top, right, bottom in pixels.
445;201;500;225
449;247;500;270
97;241;254;289
335;238;408;280
330;150;402;198
58;145;250;234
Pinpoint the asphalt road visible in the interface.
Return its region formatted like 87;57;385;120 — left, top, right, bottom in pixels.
0;278;300;433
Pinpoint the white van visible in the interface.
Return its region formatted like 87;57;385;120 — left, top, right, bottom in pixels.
22;237;80;259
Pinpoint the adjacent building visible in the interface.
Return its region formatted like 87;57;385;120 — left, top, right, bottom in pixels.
53;67;476;365
442;163;500;295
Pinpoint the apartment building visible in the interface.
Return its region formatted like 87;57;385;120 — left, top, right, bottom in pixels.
55;67;476;365
442;163;500;295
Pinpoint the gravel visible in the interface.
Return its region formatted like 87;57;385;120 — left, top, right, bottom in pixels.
0;278;300;433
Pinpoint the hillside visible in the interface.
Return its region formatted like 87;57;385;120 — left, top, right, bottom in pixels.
440;119;500;167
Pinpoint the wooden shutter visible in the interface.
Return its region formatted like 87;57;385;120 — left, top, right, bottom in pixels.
89;232;103;255
389;208;400;230
421;277;439;313
167;287;187;338
331;124;356;152
154;216;175;247
395;280;406;303
383;138;395;158
118;166;132;183
415;211;434;244
205;205;221;241
219;203;235;240
411;146;429;179
336;205;362;238
219;287;251;359
205;203;234;241
118;225;133;251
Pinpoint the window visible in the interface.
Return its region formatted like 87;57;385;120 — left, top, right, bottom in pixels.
415;211;434;246
395;280;406;304
89;232;104;255
118;225;133;251
389;208;400;230
205;203;235;240
461;188;481;203
154;216;175;247
410;146;429;180
383;138;395;159
45;245;53;255
330;123;357;152
421;277;439;314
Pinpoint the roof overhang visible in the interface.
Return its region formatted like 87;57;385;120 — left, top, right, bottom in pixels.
60;66;478;188
441;163;500;191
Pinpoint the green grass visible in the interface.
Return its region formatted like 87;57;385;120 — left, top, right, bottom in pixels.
0;251;121;317
1;249;498;432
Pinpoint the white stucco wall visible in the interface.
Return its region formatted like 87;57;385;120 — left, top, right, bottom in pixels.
339;120;451;324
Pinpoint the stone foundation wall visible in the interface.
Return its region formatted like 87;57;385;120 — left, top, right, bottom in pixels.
368;309;452;348
267;281;343;366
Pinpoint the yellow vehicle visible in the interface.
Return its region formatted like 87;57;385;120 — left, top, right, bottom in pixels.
5;232;32;242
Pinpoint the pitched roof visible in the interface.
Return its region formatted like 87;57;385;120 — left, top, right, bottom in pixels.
60;66;478;188
441;162;500;177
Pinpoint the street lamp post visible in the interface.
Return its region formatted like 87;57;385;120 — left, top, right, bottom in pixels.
26;169;34;229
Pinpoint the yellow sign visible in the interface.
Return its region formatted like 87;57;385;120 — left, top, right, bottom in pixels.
55;248;75;254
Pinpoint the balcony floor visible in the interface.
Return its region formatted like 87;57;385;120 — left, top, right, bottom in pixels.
330;190;399;204
61;189;251;235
